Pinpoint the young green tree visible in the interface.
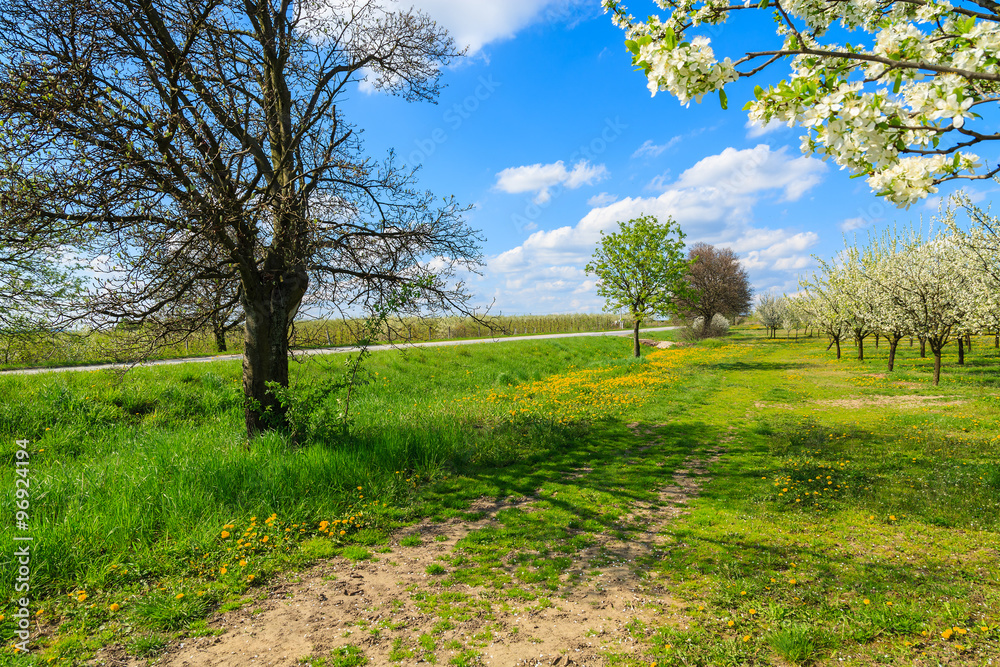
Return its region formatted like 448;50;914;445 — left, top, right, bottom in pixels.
585;214;690;358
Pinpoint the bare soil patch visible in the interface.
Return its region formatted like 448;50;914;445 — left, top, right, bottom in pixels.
92;429;723;667
756;394;966;410
815;394;966;409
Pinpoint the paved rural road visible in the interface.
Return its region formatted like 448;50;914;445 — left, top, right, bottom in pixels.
0;326;680;376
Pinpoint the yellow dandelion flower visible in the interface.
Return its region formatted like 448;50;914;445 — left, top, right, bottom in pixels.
727;620;734;627
748;609;756;615
942;629;953;639
175;593;184;600
221;530;230;538
743;635;750;642
863;599;870;605
220;567;228;575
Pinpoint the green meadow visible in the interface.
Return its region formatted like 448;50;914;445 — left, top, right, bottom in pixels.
1;328;998;665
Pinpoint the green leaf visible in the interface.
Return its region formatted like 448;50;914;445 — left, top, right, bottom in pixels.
719;88;728;110
754;85;764;100
892;76;901;94
625;39;639;55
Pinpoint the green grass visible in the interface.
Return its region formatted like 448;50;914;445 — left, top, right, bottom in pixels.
2;327;1000;665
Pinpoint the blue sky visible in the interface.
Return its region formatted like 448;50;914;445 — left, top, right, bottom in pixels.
342;0;998;316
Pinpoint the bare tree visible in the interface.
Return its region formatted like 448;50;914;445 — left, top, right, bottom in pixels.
0;161;90;331
674;243;752;337
0;0;482;434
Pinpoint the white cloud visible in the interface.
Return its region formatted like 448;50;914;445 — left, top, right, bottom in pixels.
632;137;680;159
674;144;825;201
356;67;378;95
745;119;786;138
495;160;608;204
645;171;672;191
587;192;618;207
839;216;868;232
486;145;826;312
401;0;585;55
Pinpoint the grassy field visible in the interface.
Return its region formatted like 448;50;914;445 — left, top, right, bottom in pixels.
1;328;998;665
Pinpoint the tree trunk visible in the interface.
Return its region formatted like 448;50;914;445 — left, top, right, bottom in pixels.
887;337;898;371
241;265;308;435
995;333;999;348
933;350;942;385
857;336;865;361
835;337;841;360
214;324;228;353
875;333;879;348
958;337;965;365
632;319;641;358
920;337;926;358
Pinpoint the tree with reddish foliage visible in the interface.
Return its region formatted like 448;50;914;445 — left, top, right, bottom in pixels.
674;243;752;337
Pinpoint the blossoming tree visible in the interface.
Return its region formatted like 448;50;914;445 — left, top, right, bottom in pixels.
799;272;848;358
605;0;999;206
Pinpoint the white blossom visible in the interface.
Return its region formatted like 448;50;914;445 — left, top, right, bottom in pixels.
605;0;999;206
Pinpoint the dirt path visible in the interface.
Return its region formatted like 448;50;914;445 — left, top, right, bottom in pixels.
93;429;723;667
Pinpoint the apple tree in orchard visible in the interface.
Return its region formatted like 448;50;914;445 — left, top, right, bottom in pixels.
605;0;999;206
586;215;690;357
0;0;481;435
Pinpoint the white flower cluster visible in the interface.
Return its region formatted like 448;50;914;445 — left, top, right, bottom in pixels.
604;0;999;206
639;37;738;103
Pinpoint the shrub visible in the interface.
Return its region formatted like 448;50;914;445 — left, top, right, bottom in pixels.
684;314;731;340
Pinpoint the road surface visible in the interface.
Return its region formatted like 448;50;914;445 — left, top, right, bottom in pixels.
0;326;679;376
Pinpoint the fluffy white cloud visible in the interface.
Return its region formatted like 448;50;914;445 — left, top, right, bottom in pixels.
494;160;608;204
400;0;584;54
632;137;680;159
587;192;618;207
745;119;785;138
672;145;825;201
839;216;868;232
486;145;826;312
